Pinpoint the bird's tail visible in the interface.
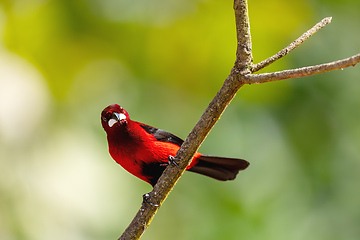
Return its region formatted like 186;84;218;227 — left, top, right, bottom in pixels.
187;155;249;181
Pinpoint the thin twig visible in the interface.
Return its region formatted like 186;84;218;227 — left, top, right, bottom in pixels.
234;0;253;70
251;17;332;73
244;53;360;83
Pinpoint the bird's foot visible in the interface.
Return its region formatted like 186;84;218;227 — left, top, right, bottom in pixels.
159;155;181;168
168;155;181;169
142;193;159;207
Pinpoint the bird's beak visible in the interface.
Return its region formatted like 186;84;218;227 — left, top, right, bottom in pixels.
108;112;127;128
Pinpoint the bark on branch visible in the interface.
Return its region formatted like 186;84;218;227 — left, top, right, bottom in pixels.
118;1;359;239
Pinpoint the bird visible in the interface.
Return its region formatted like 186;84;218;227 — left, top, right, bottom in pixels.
101;104;249;187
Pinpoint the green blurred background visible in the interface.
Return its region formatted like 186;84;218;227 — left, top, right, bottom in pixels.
1;0;360;239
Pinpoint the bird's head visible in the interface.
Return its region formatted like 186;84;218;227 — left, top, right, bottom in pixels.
101;104;130;133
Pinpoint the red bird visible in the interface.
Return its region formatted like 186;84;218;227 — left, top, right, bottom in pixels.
101;104;249;187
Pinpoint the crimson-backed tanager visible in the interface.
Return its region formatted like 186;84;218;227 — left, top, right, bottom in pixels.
101;104;249;187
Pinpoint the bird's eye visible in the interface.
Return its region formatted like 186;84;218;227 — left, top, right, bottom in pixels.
102;116;107;122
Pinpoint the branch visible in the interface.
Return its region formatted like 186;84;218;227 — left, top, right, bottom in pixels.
251;17;332;73
244;53;360;83
234;0;253;70
118;1;360;239
118;1;252;240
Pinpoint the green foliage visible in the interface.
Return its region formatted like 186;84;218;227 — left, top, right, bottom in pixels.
0;0;359;240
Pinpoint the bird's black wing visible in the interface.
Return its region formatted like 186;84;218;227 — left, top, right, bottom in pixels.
139;124;184;147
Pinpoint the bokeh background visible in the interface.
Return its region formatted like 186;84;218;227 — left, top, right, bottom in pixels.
1;0;360;239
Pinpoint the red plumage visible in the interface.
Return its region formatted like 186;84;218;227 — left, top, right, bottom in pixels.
101;104;249;186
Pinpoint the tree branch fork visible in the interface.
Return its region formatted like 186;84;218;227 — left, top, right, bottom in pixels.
239;16;360;84
118;1;360;239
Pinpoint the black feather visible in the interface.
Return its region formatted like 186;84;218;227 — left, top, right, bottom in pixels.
140;124;184;147
188;155;249;181
141;162;167;187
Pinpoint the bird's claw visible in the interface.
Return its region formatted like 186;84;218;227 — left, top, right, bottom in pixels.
159;155;181;168
142;193;159;207
168;155;181;169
